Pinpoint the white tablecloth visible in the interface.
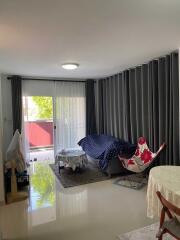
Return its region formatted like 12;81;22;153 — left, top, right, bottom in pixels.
55;150;88;171
147;166;180;218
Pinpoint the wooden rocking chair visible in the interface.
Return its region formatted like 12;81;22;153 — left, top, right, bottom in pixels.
156;191;180;240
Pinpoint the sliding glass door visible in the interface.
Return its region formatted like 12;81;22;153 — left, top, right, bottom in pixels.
22;80;55;163
22;80;86;162
22;96;54;163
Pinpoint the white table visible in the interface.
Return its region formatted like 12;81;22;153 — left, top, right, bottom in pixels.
55;150;88;172
147;166;180;218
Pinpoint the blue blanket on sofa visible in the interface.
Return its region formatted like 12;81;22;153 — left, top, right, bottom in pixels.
78;134;136;170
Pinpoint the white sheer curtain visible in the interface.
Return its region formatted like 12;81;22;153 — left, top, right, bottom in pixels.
21;95;30;164
21;80;86;159
54;81;86;154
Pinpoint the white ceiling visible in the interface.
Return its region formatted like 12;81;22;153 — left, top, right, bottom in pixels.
0;0;180;79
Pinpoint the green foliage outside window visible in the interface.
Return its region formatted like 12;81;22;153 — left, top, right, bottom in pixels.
32;96;53;119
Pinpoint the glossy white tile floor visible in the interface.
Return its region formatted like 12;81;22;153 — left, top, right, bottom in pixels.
0;162;156;240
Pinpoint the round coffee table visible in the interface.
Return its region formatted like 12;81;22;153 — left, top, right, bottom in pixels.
55;150;88;173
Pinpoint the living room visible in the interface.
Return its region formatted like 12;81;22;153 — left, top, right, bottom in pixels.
0;1;180;240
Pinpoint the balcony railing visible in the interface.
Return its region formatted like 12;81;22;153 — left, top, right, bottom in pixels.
25;120;53;149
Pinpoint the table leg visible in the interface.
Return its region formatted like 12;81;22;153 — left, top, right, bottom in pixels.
58;161;64;174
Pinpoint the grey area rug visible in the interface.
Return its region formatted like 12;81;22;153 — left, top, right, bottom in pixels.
114;173;148;190
117;222;173;240
49;161;110;188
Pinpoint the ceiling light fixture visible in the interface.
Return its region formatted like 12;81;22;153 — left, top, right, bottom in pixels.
62;63;79;70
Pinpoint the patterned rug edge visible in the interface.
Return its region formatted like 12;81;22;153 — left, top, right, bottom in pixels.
49;163;111;188
117;222;173;240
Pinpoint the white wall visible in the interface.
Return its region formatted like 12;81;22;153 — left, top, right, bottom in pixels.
0;75;5;203
0;74;13;204
1;75;13;157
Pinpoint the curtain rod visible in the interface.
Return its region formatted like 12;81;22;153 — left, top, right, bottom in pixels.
99;50;179;80
7;76;89;83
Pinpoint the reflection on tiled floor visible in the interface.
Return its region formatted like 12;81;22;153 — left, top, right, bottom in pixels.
28;163;56;227
0;162;156;240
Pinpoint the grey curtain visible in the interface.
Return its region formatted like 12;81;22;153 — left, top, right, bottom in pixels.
11;75;22;134
85;79;97;135
97;52;179;165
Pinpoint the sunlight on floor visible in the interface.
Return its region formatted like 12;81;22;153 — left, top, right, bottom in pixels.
30;149;54;163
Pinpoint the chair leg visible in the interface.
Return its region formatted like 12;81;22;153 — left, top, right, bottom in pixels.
156;208;165;240
166;208;173;219
156;228;163;239
159;208;166;228
156;229;165;240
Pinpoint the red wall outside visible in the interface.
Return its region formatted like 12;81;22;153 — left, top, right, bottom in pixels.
25;121;53;148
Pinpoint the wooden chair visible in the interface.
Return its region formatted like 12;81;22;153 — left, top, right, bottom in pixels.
156;191;180;240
